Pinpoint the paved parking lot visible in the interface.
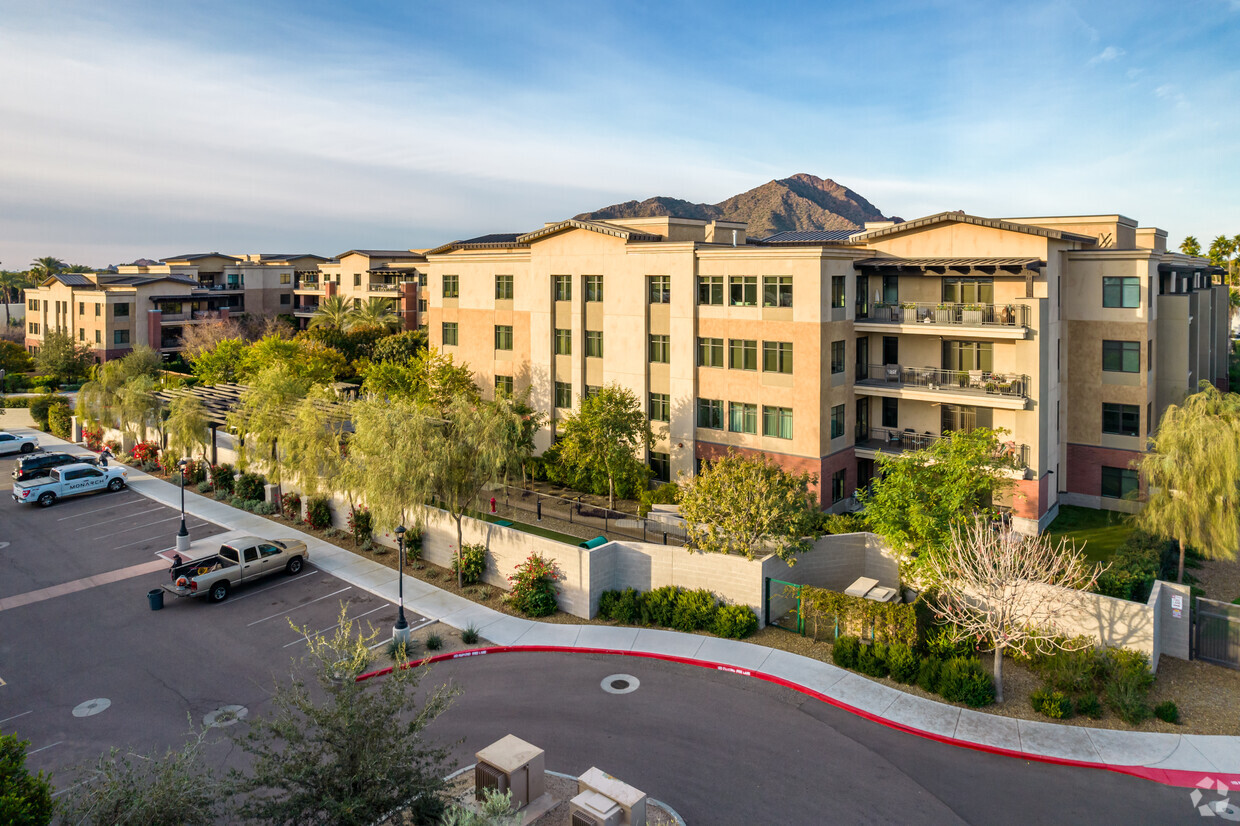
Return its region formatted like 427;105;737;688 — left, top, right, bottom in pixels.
0;444;424;783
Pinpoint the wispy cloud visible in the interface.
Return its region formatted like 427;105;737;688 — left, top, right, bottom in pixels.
1088;45;1126;65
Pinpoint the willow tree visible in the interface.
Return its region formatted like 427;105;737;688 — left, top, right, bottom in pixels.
1137;383;1240;582
164;394;211;460
77;345;163;430
280;386;353;502
227;363;311;481
117;375;161;446
348;395;436;536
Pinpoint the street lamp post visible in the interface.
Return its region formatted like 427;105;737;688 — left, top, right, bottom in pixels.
175;458;190;553
393;525;410;646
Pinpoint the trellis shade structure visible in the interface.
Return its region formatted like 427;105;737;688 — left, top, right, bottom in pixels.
153;383;352;428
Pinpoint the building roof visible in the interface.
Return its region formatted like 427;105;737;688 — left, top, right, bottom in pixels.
335;249;426;260
46;273;94;287
257;253;328;262
849;211;1098;245
161;252;242;263
515;219;663;245
424;233;528;255
853;256;1046;270
102;274;200;287
754;229;861;244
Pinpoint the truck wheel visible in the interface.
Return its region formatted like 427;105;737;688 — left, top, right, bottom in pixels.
107;478;124;492
37;491;55;507
286;556;303;575
20;443;34;454
209;582;230;603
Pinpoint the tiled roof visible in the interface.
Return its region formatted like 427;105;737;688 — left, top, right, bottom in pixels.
516;219;662;244
424;234;528;255
337;249;425;259
50;273;94;286
161;252;242;263
853;256;1046;269
755;229;861;244
850;211;1097;245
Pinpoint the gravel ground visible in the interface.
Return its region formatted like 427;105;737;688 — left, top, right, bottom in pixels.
1193;554;1240;604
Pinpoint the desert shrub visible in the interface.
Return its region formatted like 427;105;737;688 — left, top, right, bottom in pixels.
461;624;480;645
281;491;302;519
305;496;332;530
637;481;681;517
672;588;718;633
712;604;758;639
196;480;212;493
1094;531;1173;602
1075;692;1103;719
214;489;227;501
425;633;443;651
451;543;487;586
142;461;160;473
1035;643;1105;694
254;501;277;516
856;642;889;678
230;496;245;509
923;625;975;660
641;585;681;627
213;464;235;495
507;554;562;617
1030;688;1073;719
611;588;643;624
886;643;919;684
1154;700;1180;724
597;590;621;620
938;657;995;707
832;635;861;670
235;472;266;502
916;657;942;693
1104;649;1154;724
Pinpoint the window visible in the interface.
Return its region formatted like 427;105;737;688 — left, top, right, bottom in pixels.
494;325;513;351
1102;340;1140;373
353;298;361;310
697;337;723;367
279;293;290;305
417;298;427;313
553;275;572;302
585;275;604;302
648;275;670;304
26;322;38;335
729;276;757;306
881;275;899;305
942;340;993;372
354;273;362;287
78;301;84;314
27;298;38;310
495;274;513;300
78;328;84;341
762;406;793;439
649;393;670;422
94;303;100;316
114;303;129;317
495;375;513;395
650;451;670;483
763;276;792;308
585;385;600;398
762;341;793;374
114;330;129;345
1102;403;1140;437
698;276;723;305
882;397;898;429
1101;466;1139;499
942;278;994;304
832;469;846;504
1102;276;1139;308
418;272;427;286
831;276;846;308
554;328;571;355
280;273;291;284
697;399;724;429
649;334;670;364
1148;339;1154;370
554;381;573;408
1148;402;1153;436
94;330;100;344
729;339;757;371
443;275;459;298
442;322;458;346
728;402;757;434
585;330;603;358
830;404;845;439
830;340;845;374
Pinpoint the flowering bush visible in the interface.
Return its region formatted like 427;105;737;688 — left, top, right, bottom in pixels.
347;506;373;546
305;496;332;531
281;492;302;520
104;439;122;455
212;463;236;495
130;441;159;465
83;425;104;451
451;543;487;585
507;553;563;617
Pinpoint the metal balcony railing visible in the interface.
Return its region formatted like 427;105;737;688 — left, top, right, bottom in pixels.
855;427;1029;466
861;302;1029;327
858;364;1031;399
367;283;400;292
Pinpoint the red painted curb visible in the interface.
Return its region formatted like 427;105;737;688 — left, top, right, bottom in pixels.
357;645;1239;790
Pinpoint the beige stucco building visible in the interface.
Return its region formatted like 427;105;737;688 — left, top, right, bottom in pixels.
294;249;426;331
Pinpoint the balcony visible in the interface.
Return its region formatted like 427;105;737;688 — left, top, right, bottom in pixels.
293;307;319;318
158;310;229;324
855;364;1031;410
854;426;1029;467
294;281;324;293
196;283;244;293
366;282;401;293
855;302;1029;338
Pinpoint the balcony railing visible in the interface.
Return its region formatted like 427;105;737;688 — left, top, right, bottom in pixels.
858;364;1031;399
295;282;324;292
855;427;1029;467
367;283;400;292
860;302;1028;328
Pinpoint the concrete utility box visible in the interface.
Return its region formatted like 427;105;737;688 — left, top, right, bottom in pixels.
576;767;646;826
570;789;622;826
474;735;545;810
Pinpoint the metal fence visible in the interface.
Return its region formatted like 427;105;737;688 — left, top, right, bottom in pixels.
479;484;688;546
1196;597;1240;670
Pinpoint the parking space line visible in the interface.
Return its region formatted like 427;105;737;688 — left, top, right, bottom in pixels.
57;498;150;520
284;605;388;648
227;570;319;603
108;523;214;551
0;710;32;725
0;560;169;612
246;586;353;627
27;742;62;755
74;506;166;530
93;515;182;539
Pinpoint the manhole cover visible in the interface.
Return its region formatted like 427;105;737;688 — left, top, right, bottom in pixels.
203;704;249;728
72;698;111;717
600;674;639;695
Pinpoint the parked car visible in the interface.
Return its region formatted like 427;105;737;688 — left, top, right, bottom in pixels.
12;451;98;482
12;463;128;506
168;536;309;603
0;431;38;456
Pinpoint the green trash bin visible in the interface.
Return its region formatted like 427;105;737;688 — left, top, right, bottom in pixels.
148;588;164;611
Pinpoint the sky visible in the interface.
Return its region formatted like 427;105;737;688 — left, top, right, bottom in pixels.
1;0;1238;268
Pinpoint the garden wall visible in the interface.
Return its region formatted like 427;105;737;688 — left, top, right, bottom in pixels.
761;532;900;593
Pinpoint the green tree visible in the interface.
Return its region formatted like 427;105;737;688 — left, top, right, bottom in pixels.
236;335;345;386
858;428;1020;579
77;346;163;430
369;329;427;363
116;374;160;445
33;330;93;384
496;386;545;487
227;362;310;477
0;271;33;329
164;394;210;460
1208;234;1235;270
348;297;399;332
556;384;652;509
280;386;352;501
308;294;353;332
0;340;33;375
233;606;457;826
0;732;53;826
359;356;419;399
28;257;65;279
349;395;436;533
1137;382;1240;582
678;449;818;564
1179;236;1201;257
188;337;247;384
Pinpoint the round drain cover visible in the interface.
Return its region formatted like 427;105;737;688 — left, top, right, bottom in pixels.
601;674;639;695
72;698;111;717
203;704;249;728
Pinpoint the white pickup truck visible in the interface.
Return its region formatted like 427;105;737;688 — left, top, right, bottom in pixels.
0;431;38;455
12;462;128;506
168;536;309;603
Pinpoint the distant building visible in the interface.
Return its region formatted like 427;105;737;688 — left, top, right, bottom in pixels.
293;249;426;332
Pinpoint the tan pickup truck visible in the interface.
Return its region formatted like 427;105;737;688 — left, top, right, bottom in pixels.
168;536;309;603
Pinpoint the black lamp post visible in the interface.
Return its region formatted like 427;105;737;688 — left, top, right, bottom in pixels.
175;458;190;552
393;525;409;644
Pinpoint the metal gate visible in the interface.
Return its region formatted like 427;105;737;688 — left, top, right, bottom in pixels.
764;578;802;633
1196;598;1240;669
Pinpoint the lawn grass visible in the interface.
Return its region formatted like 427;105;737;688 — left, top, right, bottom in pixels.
1046;505;1134;563
476;512;581;545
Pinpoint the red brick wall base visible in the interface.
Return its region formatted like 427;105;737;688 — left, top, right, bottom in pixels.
1066;443;1146;499
694;441;856;510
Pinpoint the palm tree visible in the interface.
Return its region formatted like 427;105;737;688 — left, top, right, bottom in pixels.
29;257;66;279
64;264;93;273
1208;235;1234;270
1179;236;1201;257
309;295;352;332
348;297;399;332
0;270;32;329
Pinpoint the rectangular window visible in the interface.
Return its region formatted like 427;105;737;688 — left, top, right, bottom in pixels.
78;328;84;341
763;275;793;308
553;274;572;302
942;340;993;372
697;399;724;429
882;275;899;305
649;334;670;364
442;322;458;346
585;330;603;358
494;325;513;351
729;276;758;307
697;337;723;367
554;328;572;355
832;468;846;504
443;275;459;298
28;322;39;334
114;303;129;317
584;275;603;302
495;375;513;395
585;385;601;398
554;381;572;409
830;340;845;374
353;298;361;310
762;406;793;439
697;275;724;305
114;330;129;344
648;275;671;304
495;274;513;300
1102;340;1140;373
354;273;362;287
729;338;757;371
280;273;291;284
1101;466;1139;499
279;293;290;305
94;303;100;316
648;393;670;422
418;272;427;286
1102;403;1140;437
417;299;427;313
762;341;793;374
831;275;846;308
942;278;994;304
650;451;671;483
728;402;757;434
830;404;845;439
78;301;84;314
1102;276;1140;308
94;330;100;344
27;298;38;310
881;397;898;429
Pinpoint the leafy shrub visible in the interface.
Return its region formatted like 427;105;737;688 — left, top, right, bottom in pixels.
29;393;68;431
461;624;480;645
938;657;995;707
1075;692;1103;719
1030;688;1073;719
188;460;207;484
47;402;71;439
712;604;758;639
832;635;861;670
254;501;277;515
305;496;332;530
230;496;245;509
916;657;942;693
142;461;160;473
452;543;487;585
214;489;228;501
82;424;104;451
347;506;374;546
1154;700;1180;724
1035;644;1104;694
886;643;919;683
1094;530;1173;602
812;511;869;535
235;472;266;502
213;464;236;495
425;633;443;651
196;480;212;493
1104;649;1154;725
924;625;975;660
672;588;718;633
507;554;562;617
638;482;680;517
130;440;159;465
641;585;681;627
281;492;302;520
610;588;643;624
598;590;620;620
856;643;889;678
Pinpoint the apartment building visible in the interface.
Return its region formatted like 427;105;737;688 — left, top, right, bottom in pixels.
295;249;426;330
420;210;1227;533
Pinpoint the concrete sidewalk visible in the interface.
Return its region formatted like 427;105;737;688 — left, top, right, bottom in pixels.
22;425;1240;788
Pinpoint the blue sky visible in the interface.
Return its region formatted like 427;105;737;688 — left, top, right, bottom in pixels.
1;0;1237;267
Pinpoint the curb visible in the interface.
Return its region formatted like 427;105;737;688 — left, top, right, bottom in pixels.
358;645;1240;791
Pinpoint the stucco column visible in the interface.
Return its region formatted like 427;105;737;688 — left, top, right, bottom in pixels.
147;309;162;351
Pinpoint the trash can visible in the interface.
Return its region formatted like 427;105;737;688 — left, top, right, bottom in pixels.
147;588;164;611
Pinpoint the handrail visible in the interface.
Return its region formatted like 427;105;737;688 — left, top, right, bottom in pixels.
859;364;1030;399
861;302;1028;327
856;427;1029;466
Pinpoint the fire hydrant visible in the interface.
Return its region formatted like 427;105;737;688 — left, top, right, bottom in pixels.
490;497;497;514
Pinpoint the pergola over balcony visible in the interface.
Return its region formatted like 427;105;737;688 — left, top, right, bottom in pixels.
854;256;1045;297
